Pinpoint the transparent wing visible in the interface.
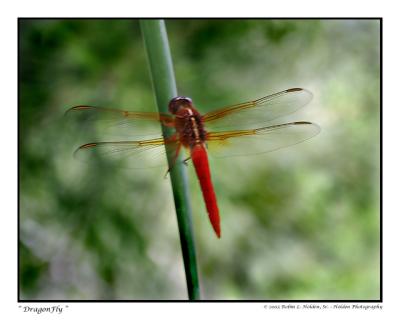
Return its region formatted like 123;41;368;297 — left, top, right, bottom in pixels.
206;122;320;158
65;105;174;140
73;137;180;169
202;88;313;131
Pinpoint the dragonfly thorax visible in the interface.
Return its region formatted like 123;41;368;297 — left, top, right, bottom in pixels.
173;106;207;147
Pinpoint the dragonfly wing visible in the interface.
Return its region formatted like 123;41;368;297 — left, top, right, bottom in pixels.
74;136;180;169
65;105;174;140
202;88;313;131
206;122;320;158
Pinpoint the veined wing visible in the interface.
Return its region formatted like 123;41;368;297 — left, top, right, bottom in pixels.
202;88;313;131
206;121;320;158
65;105;174;140
74;136;180;169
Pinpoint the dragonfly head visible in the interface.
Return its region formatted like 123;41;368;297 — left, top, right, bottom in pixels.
168;96;193;114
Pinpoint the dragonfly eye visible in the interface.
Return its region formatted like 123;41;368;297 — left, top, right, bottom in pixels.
168;96;193;114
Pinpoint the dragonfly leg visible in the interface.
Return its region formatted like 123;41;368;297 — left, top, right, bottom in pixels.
164;142;182;179
182;156;192;166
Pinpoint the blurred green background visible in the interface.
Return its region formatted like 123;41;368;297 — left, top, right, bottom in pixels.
19;19;380;300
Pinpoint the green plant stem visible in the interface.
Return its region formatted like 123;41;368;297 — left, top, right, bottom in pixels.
140;19;200;300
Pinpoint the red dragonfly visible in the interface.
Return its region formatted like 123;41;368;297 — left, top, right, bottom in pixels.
66;88;320;238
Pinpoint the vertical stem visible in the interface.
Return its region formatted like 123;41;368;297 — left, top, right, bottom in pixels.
140;19;200;300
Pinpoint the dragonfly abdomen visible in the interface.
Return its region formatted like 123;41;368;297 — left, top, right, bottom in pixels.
191;144;221;238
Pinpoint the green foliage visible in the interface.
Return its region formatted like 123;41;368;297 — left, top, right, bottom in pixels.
19;19;380;299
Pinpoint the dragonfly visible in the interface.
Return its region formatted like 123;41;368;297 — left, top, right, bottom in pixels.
66;88;320;238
